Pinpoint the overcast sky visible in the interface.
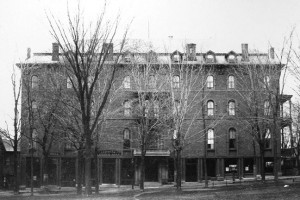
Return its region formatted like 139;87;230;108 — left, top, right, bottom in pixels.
1;0;300;130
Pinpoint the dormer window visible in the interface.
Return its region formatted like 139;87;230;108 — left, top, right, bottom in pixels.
171;51;183;63
205;51;216;63
174;55;180;62
123;51;133;63
226;51;237;63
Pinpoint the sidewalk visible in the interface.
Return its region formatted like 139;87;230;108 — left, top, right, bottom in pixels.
0;175;299;197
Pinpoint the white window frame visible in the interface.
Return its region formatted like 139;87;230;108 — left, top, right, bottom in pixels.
207;75;214;89
207;100;214;116
228;101;235;116
207;129;214;149
228;75;235;89
31;75;38;89
123;76;131;89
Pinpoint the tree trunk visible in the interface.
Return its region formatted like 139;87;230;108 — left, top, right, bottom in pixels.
260;149;266;181
94;147;99;194
76;149;83;195
176;149;182;191
85;131;92;195
43;153;49;186
13;135;19;193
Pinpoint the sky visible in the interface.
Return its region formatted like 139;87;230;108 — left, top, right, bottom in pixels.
1;0;300;131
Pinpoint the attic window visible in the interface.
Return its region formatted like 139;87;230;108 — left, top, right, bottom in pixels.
206;53;215;63
228;54;236;62
125;55;131;63
174;54;180;62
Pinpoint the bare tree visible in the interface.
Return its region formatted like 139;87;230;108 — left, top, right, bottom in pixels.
47;3;129;195
0;66;22;194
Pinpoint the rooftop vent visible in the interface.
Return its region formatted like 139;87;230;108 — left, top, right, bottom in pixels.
186;43;196;61
241;43;249;61
52;43;59;61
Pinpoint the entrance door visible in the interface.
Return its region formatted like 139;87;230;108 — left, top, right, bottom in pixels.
102;158;115;184
206;159;216;178
186;159;197;182
145;157;158;181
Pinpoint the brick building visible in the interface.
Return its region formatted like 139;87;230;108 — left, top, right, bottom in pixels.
19;42;292;187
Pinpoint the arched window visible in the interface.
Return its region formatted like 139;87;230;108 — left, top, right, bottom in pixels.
264;76;270;88
228;75;235;89
207;75;214;89
265;128;271;149
207;100;214;116
173;75;180;88
123;76;131;89
149;75;155;88
264;100;270;116
229;128;236;149
67;77;72;89
123;129;131;149
207;129;214;149
228;100;236;116
124;100;131;116
31;76;38;89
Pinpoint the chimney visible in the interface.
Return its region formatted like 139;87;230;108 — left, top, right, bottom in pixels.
186;43;196;61
241;43;249;61
52;43;59;61
269;47;275;59
27;48;31;60
103;43;113;61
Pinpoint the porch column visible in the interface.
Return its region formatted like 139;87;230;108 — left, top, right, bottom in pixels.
197;158;203;182
99;158;103;185
115;158;121;186
181;158;186;182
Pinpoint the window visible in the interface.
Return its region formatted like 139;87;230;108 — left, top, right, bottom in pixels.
149;75;155;88
207;100;214;116
228;54;236;61
154;101;159;117
228;100;236;116
207;129;214;150
229;128;236;149
124;100;131;116
157;135;164;149
228;75;235;89
265;129;271;149
173;100;180;115
31;76;38;89
32;101;37;110
67;77;72;89
32;129;37;149
173;75;180;88
65;143;72;150
264;76;270;88
123;76;131;89
123;129;131;149
173;54;180;62
207;75;214;89
144;100;149;117
264;100;270;116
